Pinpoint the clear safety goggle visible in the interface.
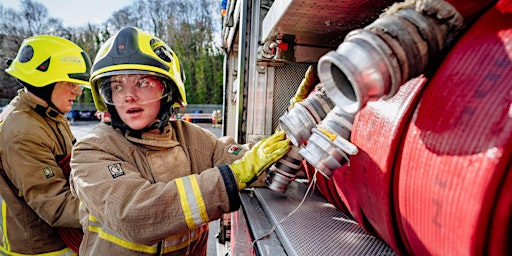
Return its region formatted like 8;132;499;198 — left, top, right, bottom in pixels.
62;82;86;94
99;74;169;106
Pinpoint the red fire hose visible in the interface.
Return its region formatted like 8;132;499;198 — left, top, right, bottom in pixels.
347;76;427;254
397;1;512;254
303;161;350;215
304;0;510;255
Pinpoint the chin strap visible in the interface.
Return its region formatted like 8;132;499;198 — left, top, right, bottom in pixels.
107;104;173;136
157;111;171;133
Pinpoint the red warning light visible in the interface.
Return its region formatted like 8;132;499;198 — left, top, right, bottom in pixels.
278;42;288;51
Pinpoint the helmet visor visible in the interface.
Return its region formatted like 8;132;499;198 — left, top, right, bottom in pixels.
99;74;169;106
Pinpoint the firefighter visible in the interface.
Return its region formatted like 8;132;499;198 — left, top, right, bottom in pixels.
0;35;91;255
69;26;291;255
215;109;222;128
211;110;217;127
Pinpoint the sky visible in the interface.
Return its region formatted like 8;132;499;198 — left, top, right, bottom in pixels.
0;0;134;27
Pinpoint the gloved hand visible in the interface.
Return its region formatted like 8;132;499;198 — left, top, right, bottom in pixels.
230;130;291;190
288;65;318;111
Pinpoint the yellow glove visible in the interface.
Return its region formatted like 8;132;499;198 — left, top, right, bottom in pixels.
230;130;291;190
288;65;318;110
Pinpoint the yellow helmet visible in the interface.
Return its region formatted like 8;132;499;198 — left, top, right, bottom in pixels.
5;35;91;87
90;26;187;113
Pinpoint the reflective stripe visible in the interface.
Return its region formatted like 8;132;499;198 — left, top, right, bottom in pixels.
95;227;154;253
161;224;208;253
0;245;76;256
90;226;157;254
1;196;9;251
0;195;76;256
88;215;207;253
88;215;157;254
176;176;209;229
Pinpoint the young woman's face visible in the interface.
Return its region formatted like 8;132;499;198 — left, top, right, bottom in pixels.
51;82;83;113
108;74;165;131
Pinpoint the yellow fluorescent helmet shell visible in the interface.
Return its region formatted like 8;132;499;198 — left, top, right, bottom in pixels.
90;26;187;112
5;35;91;88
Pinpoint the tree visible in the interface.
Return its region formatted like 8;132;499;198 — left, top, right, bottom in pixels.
0;0;65;37
0;33;23;99
108;6;142;30
105;0;224;104
0;0;225;105
0;0;68;99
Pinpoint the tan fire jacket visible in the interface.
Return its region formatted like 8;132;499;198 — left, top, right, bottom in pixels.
0;89;79;255
70;120;249;255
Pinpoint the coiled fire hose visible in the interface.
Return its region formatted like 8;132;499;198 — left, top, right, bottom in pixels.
396;2;512;254
309;0;510;255
317;0;465;115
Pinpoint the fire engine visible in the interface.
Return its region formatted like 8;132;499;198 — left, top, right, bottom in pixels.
218;0;511;255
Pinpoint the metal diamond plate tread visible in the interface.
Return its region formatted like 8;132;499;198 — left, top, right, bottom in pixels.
251;182;396;256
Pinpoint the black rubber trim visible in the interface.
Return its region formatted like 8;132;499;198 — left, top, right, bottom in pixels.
218;164;241;212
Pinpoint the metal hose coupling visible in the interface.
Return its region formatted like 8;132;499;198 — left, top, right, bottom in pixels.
265;145;304;193
279;83;335;146
317;0;464;115
299;106;358;178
